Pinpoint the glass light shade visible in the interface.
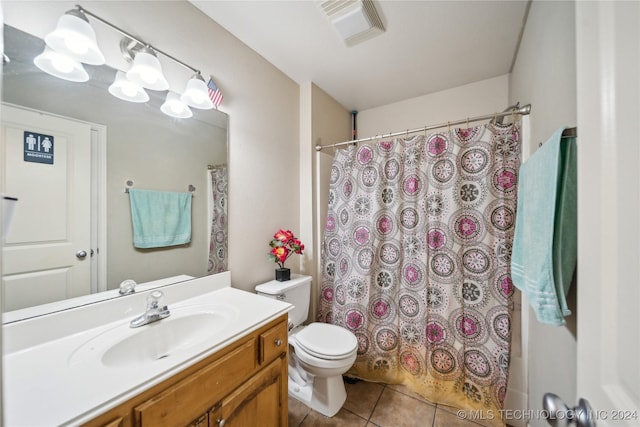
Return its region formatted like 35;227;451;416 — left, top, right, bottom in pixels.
126;48;169;91
45;10;105;65
108;71;149;103
180;74;214;109
34;46;89;82
161;92;193;119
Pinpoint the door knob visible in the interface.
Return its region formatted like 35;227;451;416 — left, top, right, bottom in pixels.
76;250;88;259
543;393;596;427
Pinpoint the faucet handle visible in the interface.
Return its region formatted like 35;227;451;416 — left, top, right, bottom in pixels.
146;290;164;310
119;279;136;295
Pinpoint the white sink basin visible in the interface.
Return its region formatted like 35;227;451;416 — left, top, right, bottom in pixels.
4;275;294;427
68;304;238;368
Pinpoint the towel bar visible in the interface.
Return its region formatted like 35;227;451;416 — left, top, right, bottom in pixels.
124;181;195;194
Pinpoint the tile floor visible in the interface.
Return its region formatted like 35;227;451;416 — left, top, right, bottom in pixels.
288;379;504;427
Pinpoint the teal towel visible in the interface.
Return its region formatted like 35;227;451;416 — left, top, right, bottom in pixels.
129;189;192;248
511;128;577;326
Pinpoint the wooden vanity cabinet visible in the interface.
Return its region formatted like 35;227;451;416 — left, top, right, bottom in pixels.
84;315;288;427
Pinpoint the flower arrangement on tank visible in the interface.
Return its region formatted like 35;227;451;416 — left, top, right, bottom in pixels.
268;229;304;281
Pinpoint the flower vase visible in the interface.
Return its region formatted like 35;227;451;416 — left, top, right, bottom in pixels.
275;268;290;282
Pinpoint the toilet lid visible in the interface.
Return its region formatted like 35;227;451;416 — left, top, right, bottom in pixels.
294;323;357;360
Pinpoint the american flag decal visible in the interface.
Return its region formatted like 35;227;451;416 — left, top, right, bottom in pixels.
207;78;224;108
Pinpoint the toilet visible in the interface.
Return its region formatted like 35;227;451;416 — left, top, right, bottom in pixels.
255;275;357;417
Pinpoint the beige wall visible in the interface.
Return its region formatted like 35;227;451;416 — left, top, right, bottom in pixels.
299;82;350;322
509;1;577;424
107;119;227;287
357;74;510;138
3;1;301;293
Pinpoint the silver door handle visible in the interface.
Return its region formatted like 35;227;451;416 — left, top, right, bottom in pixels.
543;393;596;427
76;250;88;259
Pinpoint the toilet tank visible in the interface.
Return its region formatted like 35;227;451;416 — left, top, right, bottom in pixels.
255;275;311;328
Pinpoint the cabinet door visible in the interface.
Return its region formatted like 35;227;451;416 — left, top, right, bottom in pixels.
210;357;284;427
259;320;287;365
134;339;256;427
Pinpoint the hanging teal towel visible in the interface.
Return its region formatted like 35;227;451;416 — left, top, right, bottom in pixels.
129;189;192;248
511;128;577;326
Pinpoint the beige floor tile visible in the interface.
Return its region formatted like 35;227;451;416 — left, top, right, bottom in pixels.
434;407;481;427
386;383;433;404
299;408;368;427
288;396;311;427
434;406;509;427
343;380;385;419
370;387;436;427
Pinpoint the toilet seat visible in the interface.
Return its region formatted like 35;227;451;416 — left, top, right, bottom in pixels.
293;340;358;371
293;323;357;360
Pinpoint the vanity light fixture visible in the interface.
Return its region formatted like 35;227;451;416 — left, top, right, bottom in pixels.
161;92;193;119
126;46;169;91
181;72;214;110
108;70;149;103
44;8;105;65
39;4;224;116
33;46;89;82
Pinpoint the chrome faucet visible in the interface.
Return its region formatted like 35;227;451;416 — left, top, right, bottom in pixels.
130;290;171;328
119;279;137;296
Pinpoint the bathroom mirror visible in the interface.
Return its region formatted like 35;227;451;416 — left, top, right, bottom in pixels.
1;26;229;317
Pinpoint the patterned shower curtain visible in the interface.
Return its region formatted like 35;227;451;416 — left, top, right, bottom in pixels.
207;166;228;274
318;120;521;423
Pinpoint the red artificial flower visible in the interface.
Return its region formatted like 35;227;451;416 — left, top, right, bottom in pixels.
273;229;294;243
268;229;305;268
270;246;289;264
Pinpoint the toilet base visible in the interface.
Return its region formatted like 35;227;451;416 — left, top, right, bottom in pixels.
288;373;347;417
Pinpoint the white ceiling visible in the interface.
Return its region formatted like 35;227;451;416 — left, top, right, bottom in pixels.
190;0;530;112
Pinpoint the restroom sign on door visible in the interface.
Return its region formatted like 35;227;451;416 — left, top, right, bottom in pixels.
24;131;54;164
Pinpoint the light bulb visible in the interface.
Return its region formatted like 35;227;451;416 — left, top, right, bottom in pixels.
44;9;105;65
140;69;158;85
126;48;168;91
51;55;75;73
190;91;206;104
171;103;185;114
34;46;89;82
108;70;149;103
65;37;89;55
161;92;192;118
121;83;138;98
180;73;214;110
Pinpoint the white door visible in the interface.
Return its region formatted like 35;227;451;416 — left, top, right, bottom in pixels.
1;104;92;311
574;2;640;426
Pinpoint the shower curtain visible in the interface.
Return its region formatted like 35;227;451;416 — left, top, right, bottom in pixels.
207;166;228;274
318;120;521;423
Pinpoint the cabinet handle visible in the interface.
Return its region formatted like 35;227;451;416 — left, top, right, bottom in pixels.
216;418;226;427
274;338;283;347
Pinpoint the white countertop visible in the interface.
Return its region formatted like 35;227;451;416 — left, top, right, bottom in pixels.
2;275;197;325
3;273;291;426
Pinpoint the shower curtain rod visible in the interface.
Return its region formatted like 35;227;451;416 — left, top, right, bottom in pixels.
315;103;531;152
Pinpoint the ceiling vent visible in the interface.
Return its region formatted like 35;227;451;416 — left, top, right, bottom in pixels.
320;0;385;47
